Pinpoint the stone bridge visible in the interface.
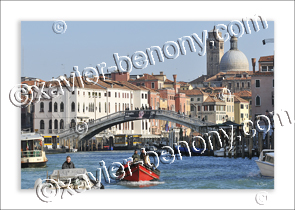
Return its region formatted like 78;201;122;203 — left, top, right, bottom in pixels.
58;110;214;147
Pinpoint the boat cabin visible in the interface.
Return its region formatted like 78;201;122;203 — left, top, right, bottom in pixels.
21;134;44;158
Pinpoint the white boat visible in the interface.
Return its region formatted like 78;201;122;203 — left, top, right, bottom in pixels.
255;149;274;177
214;148;225;157
214;146;236;157
72;148;78;152
35;168;104;190
21;132;48;168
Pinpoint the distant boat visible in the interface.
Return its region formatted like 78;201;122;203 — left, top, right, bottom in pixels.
21;133;48;168
255;149;274;177
214;146;236;157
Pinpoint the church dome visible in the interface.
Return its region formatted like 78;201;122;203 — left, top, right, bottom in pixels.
219;36;249;72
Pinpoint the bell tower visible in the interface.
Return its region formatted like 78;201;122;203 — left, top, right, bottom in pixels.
206;27;224;76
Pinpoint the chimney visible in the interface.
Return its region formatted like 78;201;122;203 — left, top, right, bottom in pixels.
160;71;163;75
252;58;256;73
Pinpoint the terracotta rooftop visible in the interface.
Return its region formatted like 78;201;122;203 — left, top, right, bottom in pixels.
203;96;223;103
258;55;274;62
179;89;206;96
133;74;159;81
234;95;249;103
189;75;208;84
118;81;148;91
204;72;226;82
235;90;252;98
164;79;174;84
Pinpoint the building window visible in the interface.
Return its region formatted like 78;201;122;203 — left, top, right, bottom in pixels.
255;96;261;106
255;80;260;87
191;105;194;111
241;113;244;119
142;121;144;130
78;91;80;95
70;119;75;128
220;43;223;49
142;94;144;99
78;103;80;112
54;119;58;129
145;94;147;99
197;98;200;101
237;82;240;88
40;120;44;130
49;102;52;112
205;115;207;120
262;66;267;72
60;102;64;112
108;92;111;97
40;102;44;112
99;102;101;112
115;92;117;98
99;92;101;98
60;119;64;129
71;102;75;112
49;120;52;130
242;82;244;88
151;82;155;89
131;122;134;130
228;83;231;89
273;79;274;88
54;102;58;112
241;104;244;109
191;98;194;101
145;121;148;130
248;82;250;88
88;92;91;98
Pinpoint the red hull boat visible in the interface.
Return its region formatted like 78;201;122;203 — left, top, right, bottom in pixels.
117;162;160;181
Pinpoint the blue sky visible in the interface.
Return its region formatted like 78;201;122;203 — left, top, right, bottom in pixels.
21;21;274;82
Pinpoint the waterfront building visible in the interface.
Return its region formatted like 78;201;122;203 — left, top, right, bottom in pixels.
234;95;250;131
234;90;252;118
251;55;274;122
30;76;150;148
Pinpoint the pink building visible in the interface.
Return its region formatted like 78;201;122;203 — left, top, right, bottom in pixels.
251;56;274;122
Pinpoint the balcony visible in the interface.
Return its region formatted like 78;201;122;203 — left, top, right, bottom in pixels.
39;129;45;134
49;129;52;134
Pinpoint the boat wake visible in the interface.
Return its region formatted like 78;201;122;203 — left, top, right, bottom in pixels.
246;171;261;178
118;180;165;187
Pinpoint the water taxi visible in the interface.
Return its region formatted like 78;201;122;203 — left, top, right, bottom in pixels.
21;133;48;168
255;149;274;177
116;157;160;182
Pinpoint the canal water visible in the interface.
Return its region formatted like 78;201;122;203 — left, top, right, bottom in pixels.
21;150;274;189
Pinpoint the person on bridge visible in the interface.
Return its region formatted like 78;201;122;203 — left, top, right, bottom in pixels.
62;156;75;169
132;150;140;162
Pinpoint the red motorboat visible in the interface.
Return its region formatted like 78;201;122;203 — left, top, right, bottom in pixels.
116;162;160;181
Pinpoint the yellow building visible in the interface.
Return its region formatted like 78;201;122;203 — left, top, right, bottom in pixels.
234;96;250;131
